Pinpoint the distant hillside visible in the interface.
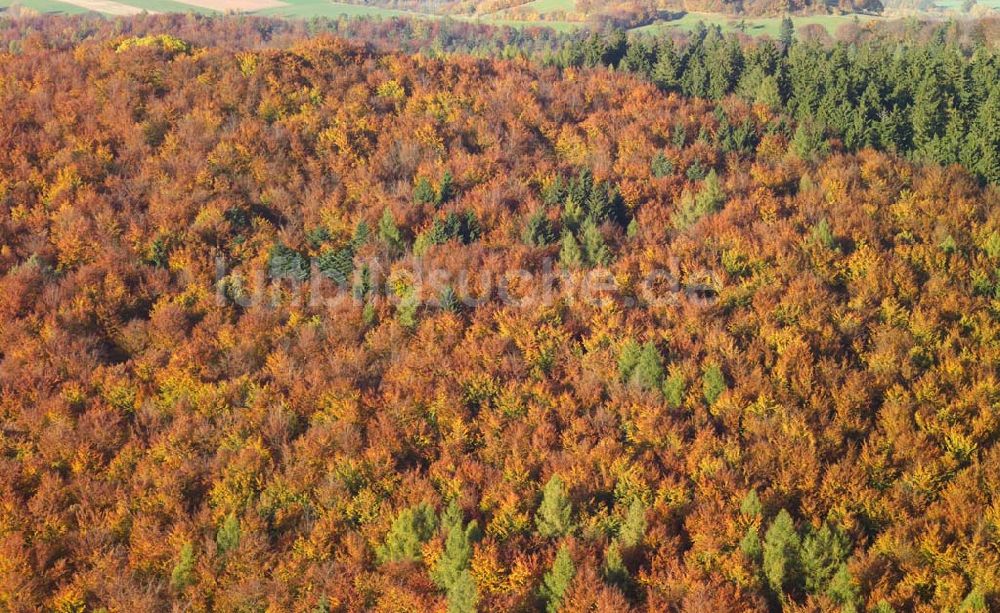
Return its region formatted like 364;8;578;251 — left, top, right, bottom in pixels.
664;0;884;16
332;0;884;19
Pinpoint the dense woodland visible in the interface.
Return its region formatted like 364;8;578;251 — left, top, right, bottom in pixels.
1;13;1000;613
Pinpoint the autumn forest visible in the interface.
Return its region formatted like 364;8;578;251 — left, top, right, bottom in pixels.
0;12;999;613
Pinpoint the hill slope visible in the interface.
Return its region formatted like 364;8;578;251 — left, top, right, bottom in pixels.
0;18;998;612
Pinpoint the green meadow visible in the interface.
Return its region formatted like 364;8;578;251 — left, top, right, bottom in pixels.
257;0;424;19
4;0;957;40
633;11;881;37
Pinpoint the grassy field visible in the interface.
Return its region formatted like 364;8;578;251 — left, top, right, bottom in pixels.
0;0;92;12
473;0;582;30
111;0;217;12
0;0;217;11
492;0;572;15
633;11;881;36
935;0;1000;7
257;0;424;18
472;14;580;30
0;0;940;39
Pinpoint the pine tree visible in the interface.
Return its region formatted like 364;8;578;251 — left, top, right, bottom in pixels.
651;152;674;178
439;285;460;313
618;498;647;548
447;570;478;613
306;225;332;249
396;285;420;330
792;120;829;161
436;170;455;206
585;182;612;223
414;176;436;205
741;527;763;561
603;542;630;591
827;563;860;612
378;503;437;563
540;545;575;613
801;522;850;594
754;75;782;108
958;588;987;612
432;501;481;591
681;53;709;99
559;231;583;269
912;72;947;157
620;39;653;77
352;220;370;249
170;542;195;590
739;489;763;560
522;211;555;247
542;175;565;207
378;207;403;253
317;246;354;285
698;170;725;210
707;36;744;100
567;169;593;209
779;17;795;50
811;218;835;249
268;243;309;281
580;218;610;267
147;235;170;268
562;196;584;234
601;29;627;67
362;301;377;326
630;342;665;391
763;509;802;597
353;264;372;301
663;371;686;409
536;475;574;538
971;86;1000;184
674;170;725;230
653;40;680;90
618;339;642;382
740;489;762;518
216;513;241;554
702;363;727;406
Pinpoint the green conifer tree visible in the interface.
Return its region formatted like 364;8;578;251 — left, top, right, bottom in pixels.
618;498;647;548
801;522;850;594
379;207;403;253
580;218;610;267
170;542;195;590
378;503;437;563
436;170;455;206
763;509;802;597
702;363;727;406
630;342;665;391
663;371;686;409
414;176;436;205
536;475;574;538
540;545;575;613
827;563;860;612
603;542;630;591
447;570;478;613
432;501;481;591
559;231;583;269
618;339;642;382
522;211;555;247
216;513;241;555
779;17;795;49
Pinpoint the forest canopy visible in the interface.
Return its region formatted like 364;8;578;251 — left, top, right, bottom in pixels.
0;12;999;613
